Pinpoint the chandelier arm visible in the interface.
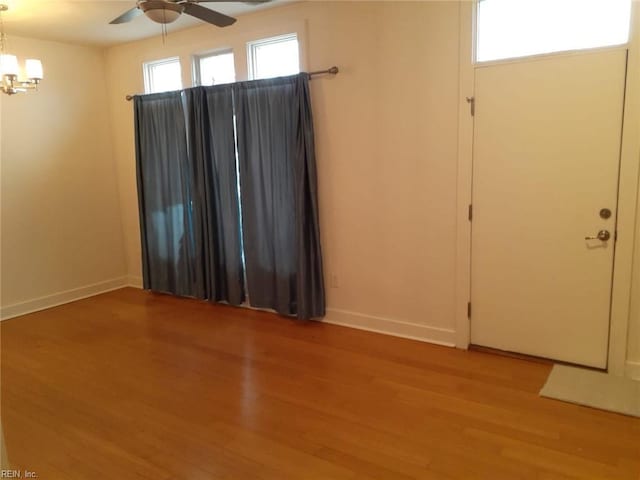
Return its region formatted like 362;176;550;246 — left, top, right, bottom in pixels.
1;74;40;95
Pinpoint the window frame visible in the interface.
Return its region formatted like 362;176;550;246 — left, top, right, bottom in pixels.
143;56;182;94
192;48;236;87
246;33;300;80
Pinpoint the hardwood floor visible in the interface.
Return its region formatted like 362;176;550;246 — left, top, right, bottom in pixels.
1;288;638;479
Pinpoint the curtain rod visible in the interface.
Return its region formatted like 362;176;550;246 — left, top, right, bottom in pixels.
125;66;339;101
309;66;339;78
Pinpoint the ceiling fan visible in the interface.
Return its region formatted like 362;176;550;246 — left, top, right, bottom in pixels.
110;0;269;28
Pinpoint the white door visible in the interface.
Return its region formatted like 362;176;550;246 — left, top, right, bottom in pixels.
470;50;627;368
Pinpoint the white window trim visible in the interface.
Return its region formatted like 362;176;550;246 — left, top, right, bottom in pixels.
475;43;631;68
143;56;181;94
192;48;234;87
246;33;299;81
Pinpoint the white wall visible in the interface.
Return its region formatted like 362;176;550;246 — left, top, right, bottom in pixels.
1;36;127;317
3;2;635;367
627;164;640;375
105;1;461;344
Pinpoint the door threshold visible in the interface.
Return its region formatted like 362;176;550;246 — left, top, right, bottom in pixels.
469;344;606;372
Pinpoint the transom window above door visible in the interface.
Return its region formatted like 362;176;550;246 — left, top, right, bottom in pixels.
476;0;633;63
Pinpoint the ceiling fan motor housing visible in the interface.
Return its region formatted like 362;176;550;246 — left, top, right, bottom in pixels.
139;0;184;24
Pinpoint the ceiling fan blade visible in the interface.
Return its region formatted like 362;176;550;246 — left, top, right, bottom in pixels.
109;7;143;24
194;0;273;5
188;1;272;3
183;3;236;27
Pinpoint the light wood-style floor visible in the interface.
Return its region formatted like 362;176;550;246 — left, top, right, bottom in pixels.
1;288;638;479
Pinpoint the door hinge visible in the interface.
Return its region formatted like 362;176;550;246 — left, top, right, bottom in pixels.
466;96;475;116
468;204;473;221
467;302;472;319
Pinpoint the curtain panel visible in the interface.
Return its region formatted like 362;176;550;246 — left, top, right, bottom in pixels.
134;91;202;298
234;74;325;319
185;86;245;306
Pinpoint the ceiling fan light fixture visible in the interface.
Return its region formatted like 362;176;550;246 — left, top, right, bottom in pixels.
140;1;184;24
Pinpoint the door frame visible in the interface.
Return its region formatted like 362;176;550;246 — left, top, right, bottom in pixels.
454;1;640;376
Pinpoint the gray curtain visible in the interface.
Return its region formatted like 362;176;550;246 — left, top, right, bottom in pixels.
135;91;201;297
185;86;245;305
234;74;325;319
135;87;244;304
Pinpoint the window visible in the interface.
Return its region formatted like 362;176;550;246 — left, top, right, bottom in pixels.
194;50;236;86
247;33;300;80
143;57;182;94
476;0;633;63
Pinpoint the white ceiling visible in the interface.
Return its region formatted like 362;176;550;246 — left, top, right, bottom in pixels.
0;0;288;47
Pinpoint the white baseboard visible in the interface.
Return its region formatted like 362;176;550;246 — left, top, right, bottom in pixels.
0;277;129;321
324;308;456;347
625;360;640;380
0;279;457;350
127;275;143;288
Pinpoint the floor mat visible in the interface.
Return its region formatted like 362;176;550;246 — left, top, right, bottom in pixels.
540;365;640;418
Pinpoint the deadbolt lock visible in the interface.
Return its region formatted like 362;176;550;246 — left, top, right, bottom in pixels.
599;208;612;219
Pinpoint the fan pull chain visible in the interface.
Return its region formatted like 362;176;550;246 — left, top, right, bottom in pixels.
161;8;167;44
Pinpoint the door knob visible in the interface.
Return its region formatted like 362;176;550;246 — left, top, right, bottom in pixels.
585;230;610;241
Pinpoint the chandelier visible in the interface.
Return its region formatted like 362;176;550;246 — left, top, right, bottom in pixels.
0;4;43;95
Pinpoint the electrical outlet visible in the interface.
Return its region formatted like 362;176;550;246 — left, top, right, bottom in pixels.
330;273;339;288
